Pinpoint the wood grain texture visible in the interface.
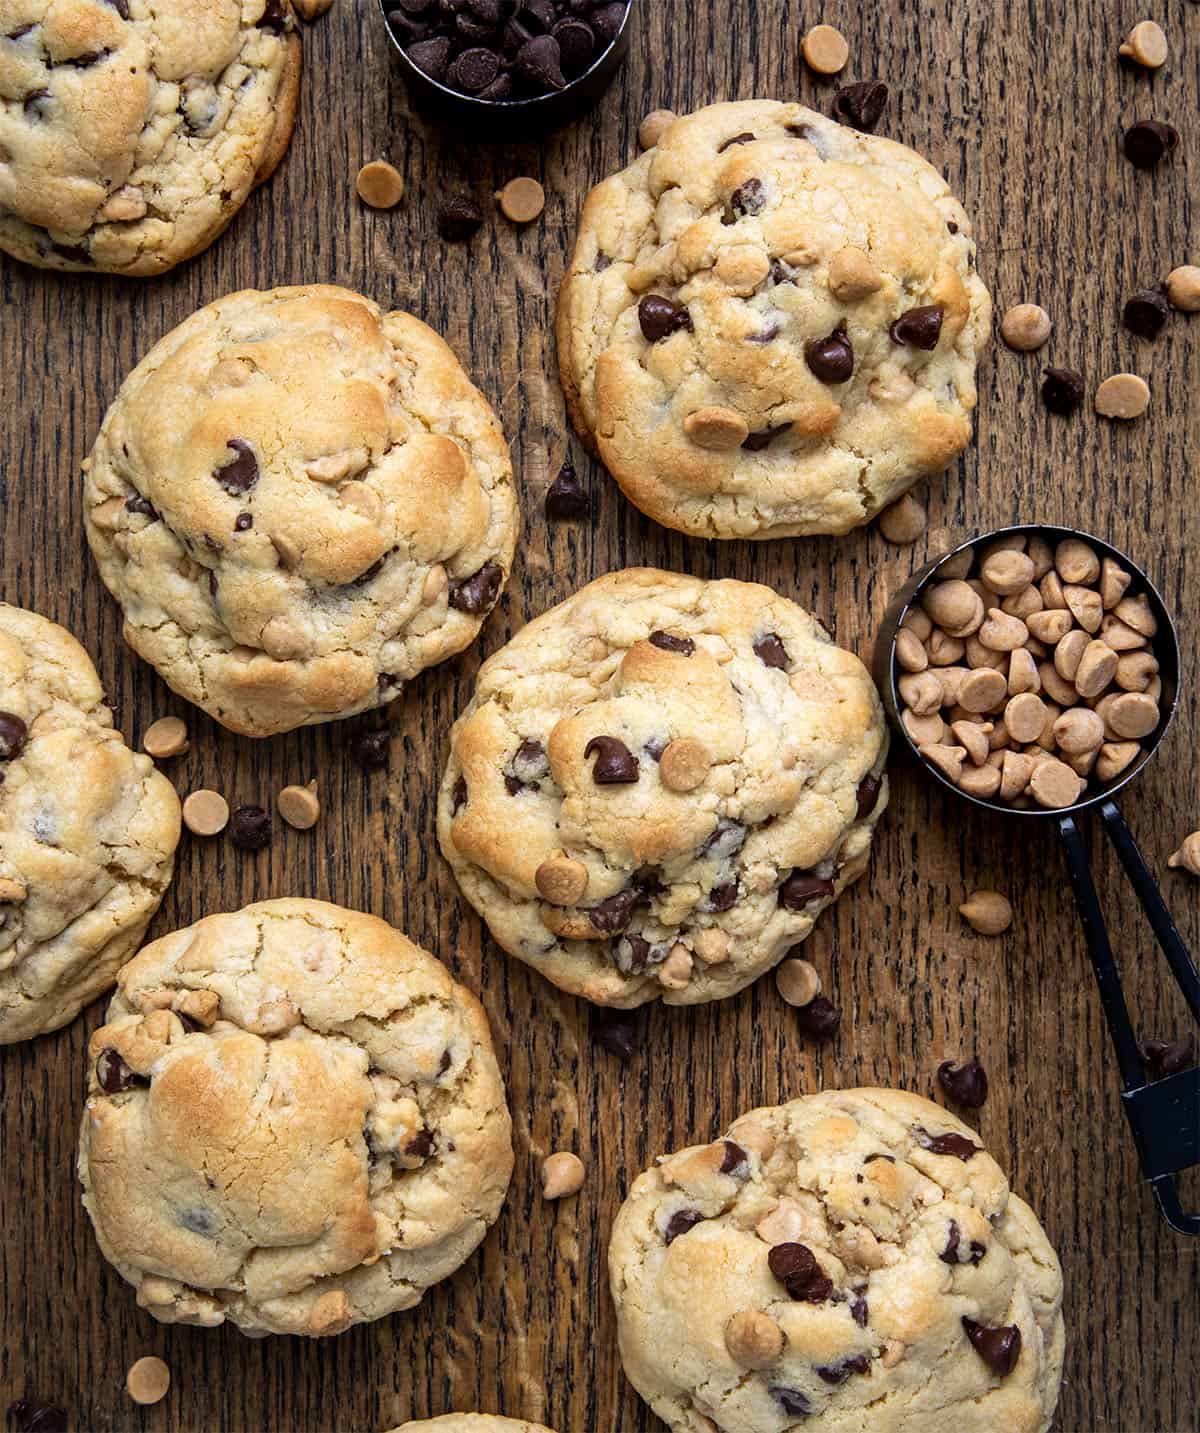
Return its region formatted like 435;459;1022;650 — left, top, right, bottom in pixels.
2;0;1199;1428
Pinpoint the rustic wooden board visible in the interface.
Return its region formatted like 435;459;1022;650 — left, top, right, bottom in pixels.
2;0;1199;1429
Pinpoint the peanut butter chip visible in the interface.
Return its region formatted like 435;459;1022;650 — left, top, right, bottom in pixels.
959;890;1012;935
339;481;381;521
277;781;320;830
775;957;821;1007
1097;741;1139;781
92;495;127;530
126;1356;170;1406
496;176;546;223
356;160;404;209
422;563;448;605
1108;692;1160;739
182;789;230;837
0;877;27;903
1005;692;1048;744
1029;758;1083;809
919;742;966;783
1166;265;1200;312
535;853;589;906
1119;20;1168;67
683;406;749;450
658;943;694;989
638;108;678;149
958;668;1007;714
659;737;712;791
828;246;882;301
877;492;926;544
693;928;730;964
541;1150;585;1200
725;1310;785;1369
1167;832;1200;875
143;716;189;759
1095;373;1150;419
801;22;849;73
999;303;1052;351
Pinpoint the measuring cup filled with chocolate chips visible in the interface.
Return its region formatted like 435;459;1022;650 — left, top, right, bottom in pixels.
875;524;1200;1235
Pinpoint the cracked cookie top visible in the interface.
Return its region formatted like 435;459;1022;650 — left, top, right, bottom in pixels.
389;1419;556;1432
0;603;180;1043
78;898;515;1338
437;570;886;1008
608;1089;1064;1433
557;100;991;539
0;0;301;275
83;285;517;736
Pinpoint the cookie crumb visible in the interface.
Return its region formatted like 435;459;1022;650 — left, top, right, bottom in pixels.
877;492;926;545
277;781;320;830
1119;20;1168;68
356;160;404;210
775;957;821;1007
126;1356;171;1406
542;1150;585;1200
1095;372;1150;419
496;177;546;223
958;890;1012;935
999;303;1051;351
801;24;849;75
143;716;188;759
638;108;677;149
182;789;229;837
1165;265;1200;312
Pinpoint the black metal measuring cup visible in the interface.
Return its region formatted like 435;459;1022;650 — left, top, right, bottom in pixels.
874;524;1200;1235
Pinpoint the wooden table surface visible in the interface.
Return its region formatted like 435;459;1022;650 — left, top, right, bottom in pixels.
3;1;1199;1429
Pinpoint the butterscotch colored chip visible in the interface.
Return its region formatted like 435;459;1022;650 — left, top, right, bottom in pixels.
660;737;712;791
959;890;1013;934
126;1356;171;1406
542;1150;585;1200
980;548;1035;595
958;668;1007;714
1029;758;1083;809
683;406;750;450
877;492;926;544
1166;265;1200;313
356;161;405;209
801;24;850;74
724;1309;786;1368
1119;20;1168;67
774;957;820;1007
496;177;546;224
277;782;320;830
999;303;1051;351
920;741;966;783
1004;692;1047;744
143;716;189;759
1095;373;1150;419
829;246;883;301
535;854;590;906
1106;692;1160;739
182;790;230;837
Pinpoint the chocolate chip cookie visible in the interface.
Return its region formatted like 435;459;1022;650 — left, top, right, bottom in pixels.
608;1088;1064;1432
78;899;514;1337
388;1419;555;1432
0;603;180;1044
0;0;301;275
437;569;887;1007
557;100;991;539
83;285;516;736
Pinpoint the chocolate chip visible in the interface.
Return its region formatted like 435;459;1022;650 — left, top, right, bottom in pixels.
438;1048;453;1076
856;773;881;819
769;258;796;286
451;776;468;814
1137;1035;1197;1082
816;1354;871;1385
449;562;503;615
407;35;452;79
591;1;626;40
914;1125;980;1161
125;494;157;518
405;1128;435;1159
437;194;485;241
769;1388;813;1419
1123;120;1179;170
584;734;639;784
553;17;594;73
768;1242;833;1302
515;33;565;88
1123;286;1171;339
644;736;667;761
107;0;130;16
588;887;642;934
0;712;28;761
234;511;253;532
726;177;766;220
637;294;694;342
258;0;287;30
962;1317;1022;1377
743;423;792;459
213;438;258;496
706;882;738;913
352;728;390;771
23;88;51;118
96;1046;143;1094
754;633;790;670
230;804;271;850
850;1291;869;1327
448;45;500;91
794;994;841;1041
614;933;660;973
718;131;756;152
779;871;835;910
805;323;854;383
941;1219;987;1266
545;460;589;519
50;241;90;265
593;1008;637;1059
7;1400;68;1433
702;818;746;858
719;1140;748;1175
863;1152;894;1165
648;631;695;655
478;73;513;99
938;1056;988;1108
890;304;944;349
833;79;888;131
180;1207;215;1234
664;1209;704;1243
1041;365;1086;415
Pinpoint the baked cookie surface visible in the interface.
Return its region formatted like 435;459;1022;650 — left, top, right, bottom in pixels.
78;899;514;1337
608;1088;1065;1433
83;285;516;736
557;100;991;539
0;0;301;275
437;570;886;1007
388;1418;555;1432
0;603;180;1043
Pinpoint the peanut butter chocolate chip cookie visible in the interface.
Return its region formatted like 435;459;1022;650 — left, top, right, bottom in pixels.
83;285;516;736
78;899;514;1337
609;1088;1064;1433
437;569;887;1007
389;1419;556;1432
557;100;991;539
0;603;180;1043
0;0;301;275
